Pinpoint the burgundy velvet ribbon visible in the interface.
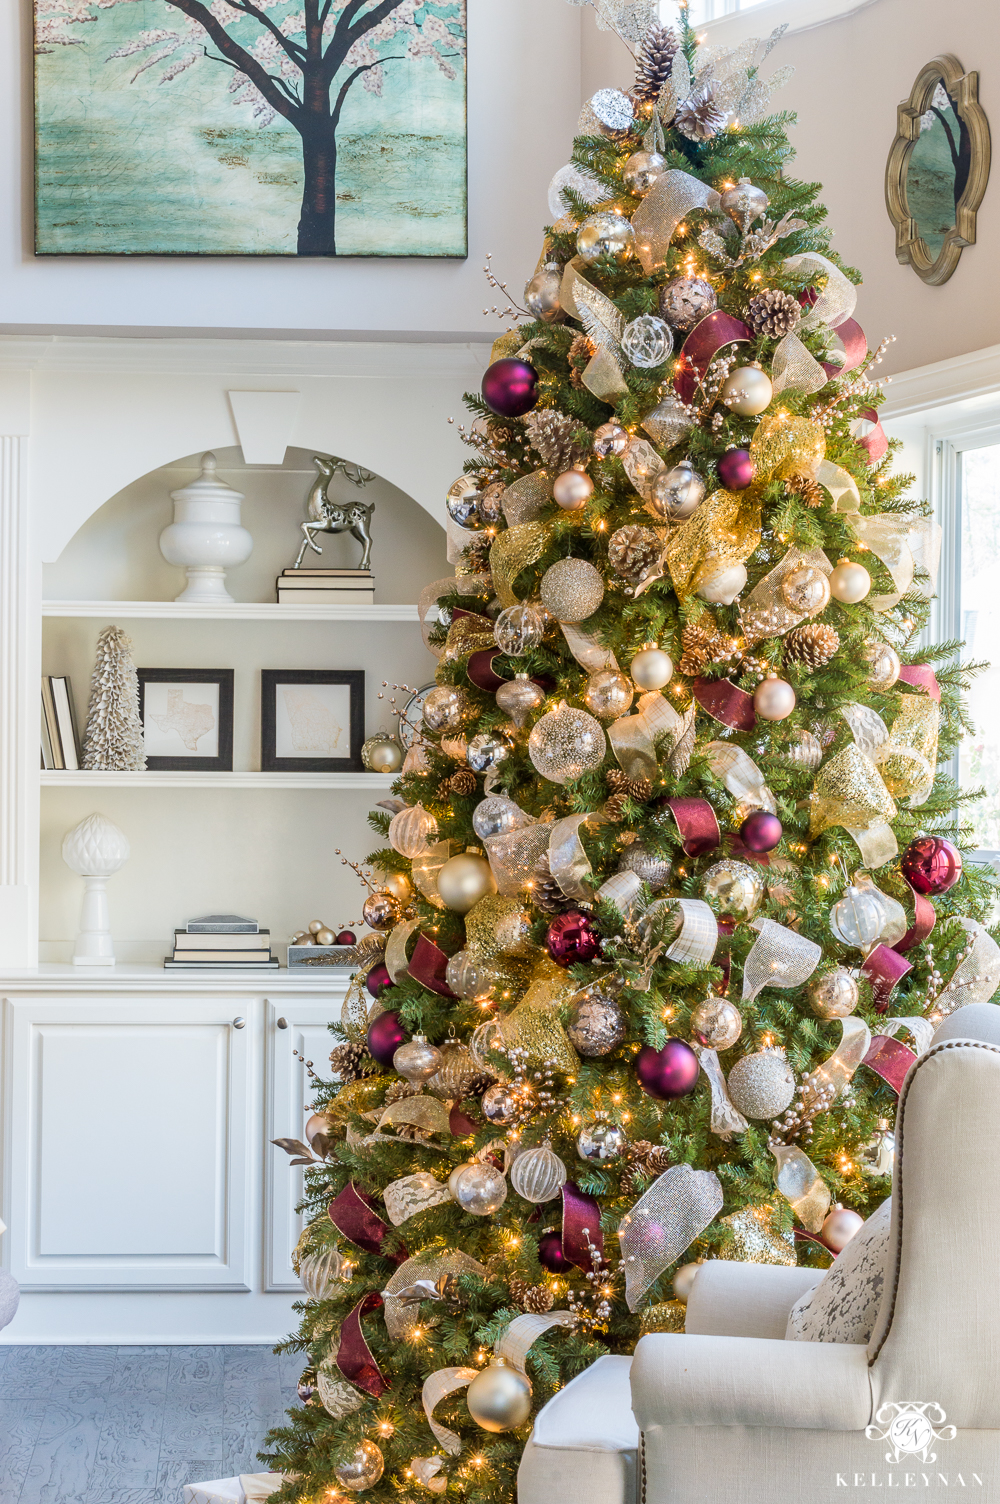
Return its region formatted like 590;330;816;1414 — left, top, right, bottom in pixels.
665;797;721;857
452;607;491;624
692;677;756;732
466;648;507;692
821;318;868;380
725;832;771;867
449;1104;478;1137
329;1182;406;1264
861;944;913;1014
896;664;941;702
336;1292;390;1398
893;880;936;954
673;312;751;404
863;1035;917;1094
855;407;889;464
408;932;456;998
561;1181;604;1269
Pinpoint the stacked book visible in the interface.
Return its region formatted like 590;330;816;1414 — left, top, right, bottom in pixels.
165;914;278;969
41;676;81;770
276;568;375;605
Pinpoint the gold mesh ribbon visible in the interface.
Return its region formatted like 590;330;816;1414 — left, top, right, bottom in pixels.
631;168;722;274
809;744;898;868
877;694;939;807
419;575;491;656
502;472;553;527
741;545;833;645
703;741;776;814
770;331;828;396
412;839;453;910
377;1096;453;1138
935;919;1000;1016
770;1143;831;1232
485;823;553;897
721;1204;796;1266
783;252;858;332
384;1251;486;1341
422;1367;479;1455
548;813;605;901
490;522;551;608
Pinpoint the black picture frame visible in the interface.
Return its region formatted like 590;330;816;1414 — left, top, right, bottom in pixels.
137;668;234;772
261;669;365;773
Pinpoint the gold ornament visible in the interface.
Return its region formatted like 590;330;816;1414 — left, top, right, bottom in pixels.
335;1441;384;1492
382;871;413;904
362;890;403;931
389;804;439;859
865;641;902;690
437;851;498;914
630;643;673;691
807;967;859;1020
690;995;742;1050
720;1204;796;1265
780;564;831;615
829;557;872;603
584;668;634;720
362;732;404;772
427;1038;480;1100
701;859;765;919
539;558;605;623
466;1360;533;1432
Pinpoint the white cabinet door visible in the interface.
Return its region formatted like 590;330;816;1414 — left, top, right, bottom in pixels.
264;993;344;1291
3;994;252;1290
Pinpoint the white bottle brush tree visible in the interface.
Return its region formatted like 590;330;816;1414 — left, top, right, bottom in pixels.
82;626;147;771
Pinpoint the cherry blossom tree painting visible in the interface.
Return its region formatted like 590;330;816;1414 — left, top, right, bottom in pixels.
34;0;467;256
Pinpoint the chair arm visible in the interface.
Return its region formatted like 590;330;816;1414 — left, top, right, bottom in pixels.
684;1260;821;1338
631;1333;872;1432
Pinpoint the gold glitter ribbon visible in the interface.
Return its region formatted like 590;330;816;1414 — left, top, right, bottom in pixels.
751;412;826;482
631;169;722;275
809;744;898;868
703;741;776;814
742;918;822;1003
619;1164;724;1311
803;1015;872;1105
502;472;553;526
692;1044;749;1140
666;485;761;599
771;1143;831;1233
622;437;666;501
384;1251;486;1342
721;1204;796;1266
419;575;491;656
485;823;553;897
441;613;496;667
490;522;552;608
465;893;535;961
877;694;939;807
741;545;833;645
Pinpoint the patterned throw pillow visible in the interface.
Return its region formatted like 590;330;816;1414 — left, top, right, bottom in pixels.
785;1198;891;1344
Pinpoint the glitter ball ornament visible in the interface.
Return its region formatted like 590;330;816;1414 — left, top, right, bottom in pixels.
482;1082;517;1124
567;992;626;1056
718;448;755;490
807;967;859;1020
576;211;635;265
365;961;394;999
829;557;872;603
467;731;510;774
553;468;594;510
366;1010;408;1067
584;668;634;720
593;421;629;457
901;835;963;895
754;675;796;721
538;1231;570;1273
494;602;545;657
335;1441;384;1492
546;909;601;967
496;674;545;728
393;1034;443;1085
528;703;606;784
719;176;769;224
865;641;902;690
650;460;706;521
539;558;605;622
636;1039;701;1100
389;802;439;859
437;852;497;914
445;948;493;999
362;890;403;931
466;1360;533;1432
690;995;743;1050
702;860;765;919
658;276;717;332
482;358;539;418
630;643;673;691
577;1116;627;1164
472;795;528;841
829;884;884;948
510;1142;568;1203
621;315;674;369
622;148;668;195
423;684;469;732
619;841;671;890
740;810;782;853
727;1049;795;1120
781;565;831;615
821;1205;864;1253
720;365;773;417
697;562;747;605
524;264;562;322
453;1161;508;1216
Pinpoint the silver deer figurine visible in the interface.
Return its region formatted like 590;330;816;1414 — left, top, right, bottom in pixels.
293;455;377;571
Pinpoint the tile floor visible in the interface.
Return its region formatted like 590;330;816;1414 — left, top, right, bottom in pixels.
0;1345;301;1504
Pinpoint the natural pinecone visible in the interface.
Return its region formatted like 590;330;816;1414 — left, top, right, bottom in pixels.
786;472;825;509
568;332;597;390
523;409;587;472
623;1140;672;1192
746;288;802;339
329;1040;374;1082
678;623;741;677
509;1278;556;1314
384;1079;420;1105
530;851;572;914
606;769;654;803
674;82;728;142
603;792;630;824
633;23;679;101
441;767;477;799
608;525;662;586
785;622;840;669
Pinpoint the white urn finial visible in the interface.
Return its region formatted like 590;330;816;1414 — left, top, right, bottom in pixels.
62;814;130;967
159;451;253;605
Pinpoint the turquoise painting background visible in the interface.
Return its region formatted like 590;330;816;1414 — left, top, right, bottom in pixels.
35;1;467;256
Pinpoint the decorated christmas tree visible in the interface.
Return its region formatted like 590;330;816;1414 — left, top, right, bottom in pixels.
264;5;1000;1500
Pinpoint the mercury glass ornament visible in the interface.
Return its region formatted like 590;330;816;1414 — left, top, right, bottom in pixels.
567;991;626;1056
622;148;668;196
719;176;769;224
388;802;438;859
630;643;673;691
576;211;635;266
754;674;796;721
429;1038;480;1100
865;641;901;690
577;1115;626;1164
552;469;594;510
466;1360;533;1432
509;1142;568;1203
467;731;510;774
689;995;743;1050
335;1441;384;1492
472;795;530;841
436;851;497;914
781;565;831;615
621;314;674;369
829;557;872;603
496;674;545;728
445;948;493;1000
539;557;605;622
658;275;717;332
593;421;629;458
528;703;606;784
494;603;545;657
393;1034;443;1085
446;484;484;531
702;859;765;919
481;1082;517;1124
720;365;773;417
807;967;860;1020
726;1049;795;1120
860;1120;896;1177
524;263;562;322
584;667;634;720
619;841;671;891
423;684;470;732
696;562;747;605
453;1161;508;1215
650;460;706;521
829;883;884;949
362;890;403;931
820;1205;864;1253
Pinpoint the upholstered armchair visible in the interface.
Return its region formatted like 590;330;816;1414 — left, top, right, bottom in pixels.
519;1004;1000;1504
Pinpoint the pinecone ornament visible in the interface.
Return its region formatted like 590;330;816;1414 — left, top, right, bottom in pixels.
633;23;678;101
603;792;629;824
785;622;840;668
674;82;728;142
530;851;572;914
786;472;825;509
510;1277;555;1314
441;767;477;799
384;1079;420;1105
606;768;654;803
568;333;596;390
746;289;802;339
329;1040;374;1082
607;525;662;585
523;409;587;471
623;1140;672;1192
679;623;740;677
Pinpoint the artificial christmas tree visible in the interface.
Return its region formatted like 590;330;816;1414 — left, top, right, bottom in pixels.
263;6;1000;1501
81;625;146;771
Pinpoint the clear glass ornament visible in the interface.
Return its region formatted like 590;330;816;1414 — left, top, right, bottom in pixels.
472;795;531;840
445;948;494;999
528;703;607;784
495;674;545;728
494;603;545;657
299;1244;346;1300
539;558;605;623
423;684;469;731
509;1142;568;1203
576;1116;627;1164
829;884;884;949
452;1161;507;1215
583;668;634;720
621;314;674;369
388;803;439;859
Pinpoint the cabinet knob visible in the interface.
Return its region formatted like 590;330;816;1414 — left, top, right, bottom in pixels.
233;1016;246;1029
277;1017;288;1030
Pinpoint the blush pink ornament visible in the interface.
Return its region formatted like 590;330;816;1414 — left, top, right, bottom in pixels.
553;469;594;510
753;675;796;721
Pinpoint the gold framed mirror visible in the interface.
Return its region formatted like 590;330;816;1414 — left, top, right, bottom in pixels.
885;54;991;286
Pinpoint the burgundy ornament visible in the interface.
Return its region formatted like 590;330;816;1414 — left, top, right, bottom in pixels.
901;836;962;896
718;448;755;490
740;810;782;854
482;358;540;419
365;962;395;999
545;909;601;968
635;1039;700;1100
336;929;357;945
366;1008;407;1065
538;1230;571;1273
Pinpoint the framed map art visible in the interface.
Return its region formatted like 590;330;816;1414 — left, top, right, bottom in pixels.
138;668;234;771
261;669;364;773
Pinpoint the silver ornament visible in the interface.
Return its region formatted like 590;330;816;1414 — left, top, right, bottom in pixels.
720;365;773;417
689;995;743;1050
466;1360;533;1432
621;314;673;369
781;565;831;615
446;485;484;530
618;841;671;891
547;163;603;222
642;393;697;448
528;703;606;784
335;1441;384;1492
726;1049;795;1121
494;603;545;656
467;731;510;773
576;211;636;266
524;264;562;323
567;992;626;1057
539;558;605;622
393;1034;443;1085
584;667;634;720
478;483;505;526
829;884;884;949
702;860;765;919
865;641;901;690
860;1120;895;1177
452;1161;508;1215
472;795;529;840
786;729;823;769
576;1116;627;1164
481;1082;517;1124
658;276;717;332
495;674;545;728
719;176;769;225
509;1142;568;1203
649;460;705;521
622;149;668;196
592;421;629;458
423;684;469;732
807;967;859;1020
588;87;635;134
